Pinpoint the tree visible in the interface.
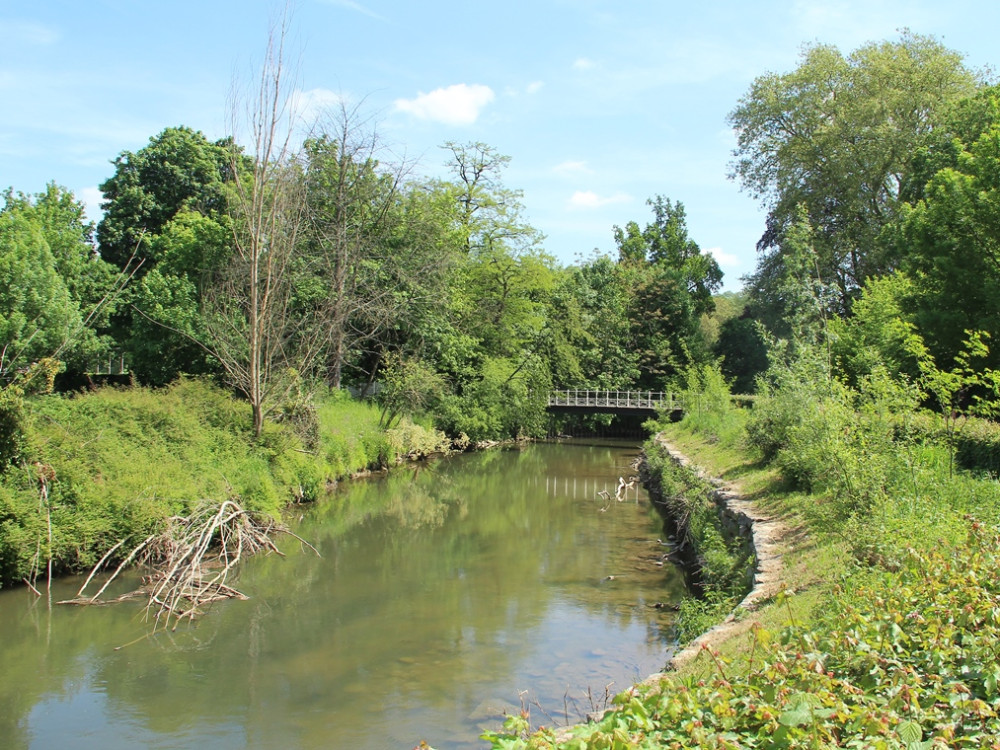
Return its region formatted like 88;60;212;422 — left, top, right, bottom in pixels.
892;111;1000;370
729;32;979;310
611;196;722;387
97;126;233;272
626;261;703;388
441;141;543;257
714;312;769;394
3;184;115;317
127;210;232;384
0;186;123;377
621;196;722;314
202;16;322;438
0;211;82;378
96;126;240;382
301;106;456;390
828;272;921;388
564;255;640;390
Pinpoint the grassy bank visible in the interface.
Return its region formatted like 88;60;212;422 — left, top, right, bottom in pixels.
0;377;448;588
485;365;1000;748
640;437;756;644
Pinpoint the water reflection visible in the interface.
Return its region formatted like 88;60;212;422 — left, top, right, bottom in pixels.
0;440;686;749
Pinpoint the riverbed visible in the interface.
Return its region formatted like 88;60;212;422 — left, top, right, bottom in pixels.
0;440;686;749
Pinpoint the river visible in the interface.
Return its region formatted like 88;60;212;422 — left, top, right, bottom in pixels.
0;440;686;749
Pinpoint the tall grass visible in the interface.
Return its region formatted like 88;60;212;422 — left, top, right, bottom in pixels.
0;378;447;588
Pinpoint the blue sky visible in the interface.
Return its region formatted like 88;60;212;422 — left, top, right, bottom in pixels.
2;1;998;290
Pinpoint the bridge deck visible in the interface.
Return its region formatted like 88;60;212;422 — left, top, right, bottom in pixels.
546;390;680;414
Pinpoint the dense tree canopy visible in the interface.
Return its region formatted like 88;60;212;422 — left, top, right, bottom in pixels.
97;126;234;272
11;31;997;439
0;186;118;377
612;196;722;388
893;99;1000;369
730;32;979;312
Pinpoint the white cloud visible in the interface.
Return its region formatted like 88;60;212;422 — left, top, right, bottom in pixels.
1;20;60;45
504;81;544;97
573;57;596;71
290;87;346;124
553;160;592;176
568;190;630;210
704;246;741;270
395;83;495;125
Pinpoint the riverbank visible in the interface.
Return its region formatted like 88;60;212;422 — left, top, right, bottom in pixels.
0;378;450;590
638;424;846;681
488;387;1000;746
644;433;789;674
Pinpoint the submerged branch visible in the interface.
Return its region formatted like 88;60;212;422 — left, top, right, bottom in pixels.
61;500;313;631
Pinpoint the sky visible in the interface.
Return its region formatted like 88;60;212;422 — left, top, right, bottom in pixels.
2;0;999;291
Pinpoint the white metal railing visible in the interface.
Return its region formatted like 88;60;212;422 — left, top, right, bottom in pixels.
547;389;679;411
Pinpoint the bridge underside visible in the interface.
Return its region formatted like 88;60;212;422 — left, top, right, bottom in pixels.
546;405;668;417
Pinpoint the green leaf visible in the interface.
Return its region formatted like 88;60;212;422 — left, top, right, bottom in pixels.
897;719;922;743
778;708;812;727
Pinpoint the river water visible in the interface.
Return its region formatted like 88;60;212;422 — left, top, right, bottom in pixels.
0;440;686;749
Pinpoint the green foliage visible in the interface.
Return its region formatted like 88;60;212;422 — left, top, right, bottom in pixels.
744;349;833;464
378;354;447;429
0;358;60;473
672;363;742;447
829;272;921;387
442;140;543;257
562;255;641;390
611;197;723;388
748;348;926;526
437;355;551;442
894;113;1000;372
97;125;233;271
0;210;86;372
952;417;1000;475
908;330;1000;477
731;31;978;308
2;184;120;340
713;314;769;394
0;385;27;473
615;196;722;316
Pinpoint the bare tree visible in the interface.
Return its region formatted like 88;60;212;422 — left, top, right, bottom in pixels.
303;104;456;390
203;12;325;438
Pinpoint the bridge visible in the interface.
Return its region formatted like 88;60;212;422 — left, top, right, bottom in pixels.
546;390;681;416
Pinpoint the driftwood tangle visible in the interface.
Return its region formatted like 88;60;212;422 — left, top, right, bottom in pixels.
60;500;313;631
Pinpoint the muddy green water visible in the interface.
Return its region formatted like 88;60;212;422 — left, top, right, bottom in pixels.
0;440;686;749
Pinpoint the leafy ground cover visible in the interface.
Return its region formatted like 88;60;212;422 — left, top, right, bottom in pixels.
489;521;1000;748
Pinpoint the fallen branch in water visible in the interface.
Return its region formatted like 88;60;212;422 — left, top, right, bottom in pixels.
60;499;316;631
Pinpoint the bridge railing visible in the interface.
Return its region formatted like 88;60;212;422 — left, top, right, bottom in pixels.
547;390;680;410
